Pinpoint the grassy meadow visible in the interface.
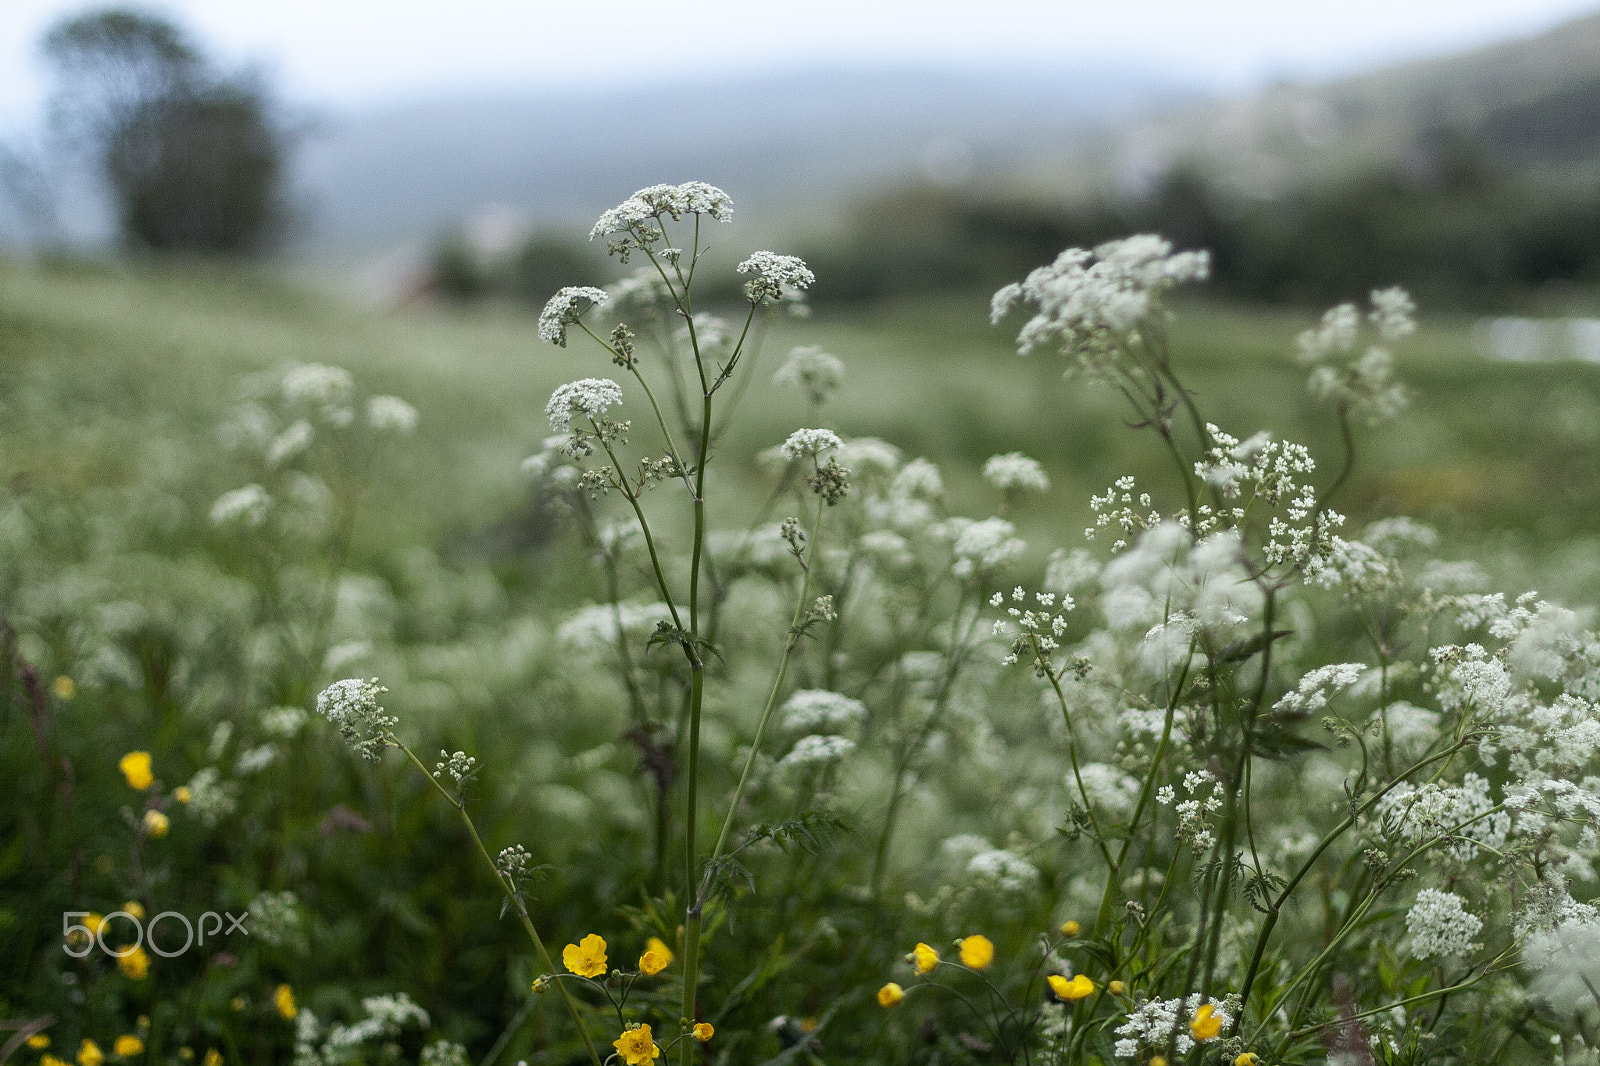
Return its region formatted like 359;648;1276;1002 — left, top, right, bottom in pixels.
4;247;1600;1064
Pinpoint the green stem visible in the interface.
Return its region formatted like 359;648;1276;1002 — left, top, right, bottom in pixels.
397;743;603;1066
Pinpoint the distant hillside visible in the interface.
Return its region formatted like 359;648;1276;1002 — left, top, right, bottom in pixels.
1082;8;1600;198
287;64;1198;256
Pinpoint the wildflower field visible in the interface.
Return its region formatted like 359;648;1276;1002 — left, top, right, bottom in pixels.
6;184;1600;1066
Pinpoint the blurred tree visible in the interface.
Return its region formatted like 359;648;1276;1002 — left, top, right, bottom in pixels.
39;7;291;254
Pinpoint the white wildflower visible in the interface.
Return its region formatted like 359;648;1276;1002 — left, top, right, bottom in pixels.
779;734;855;769
966;849;1040;893
539;286;611;346
781;690;867;733
366;395;418;434
545;378;624;433
773;345;844;406
738;251;815;301
590;181;733;239
1405;889;1482;959
780;428;842;460
983;452;1050;493
210;485;272;526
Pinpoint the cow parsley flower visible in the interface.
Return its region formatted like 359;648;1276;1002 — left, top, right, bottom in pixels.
539;287;610;346
781;690;867;732
773;345;844;406
210;485;272;526
282;364;355;425
993;236;1209;361
1112;994;1232;1059
365;396;418;434
780;428;842;460
966;849;1040;893
738;251;815;302
590;182;733;240
983;452;1050;493
1405;889;1482;959
316;678;398;761
780;734;855;769
950;517;1026;578
546;378;624;433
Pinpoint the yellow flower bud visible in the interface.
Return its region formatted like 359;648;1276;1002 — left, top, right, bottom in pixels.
877;982;904;1007
1109;980;1126;995
1059;920;1080;936
692;1023;713;1042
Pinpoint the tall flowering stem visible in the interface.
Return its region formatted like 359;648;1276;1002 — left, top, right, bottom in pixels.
394;741;604;1066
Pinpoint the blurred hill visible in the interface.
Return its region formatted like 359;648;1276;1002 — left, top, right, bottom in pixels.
1081;8;1600;198
287;64;1198;257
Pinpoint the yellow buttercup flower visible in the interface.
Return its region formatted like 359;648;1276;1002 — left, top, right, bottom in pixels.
275;984;298;1020
117;945;151;980
1191;1003;1222;1041
911;942;938;973
173;786;193;804
958;934;994;969
202;1051;221;1066
612;1024;659;1065
42;1055;69;1066
1108;980;1126;995
1235;1054;1261;1066
638;936;673;975
77;1040;104;1066
797;1017;818;1033
1047;974;1095;1001
1150;1058;1168;1066
54;676;76;700
119;752;153;791
1059;920;1080;936
877;982;904;1007
692;1023;713;1042
563;933;608;978
122;902;145;921
27;1034;50;1050
113;1036;143;1057
531;977;548;994
141;810;169;838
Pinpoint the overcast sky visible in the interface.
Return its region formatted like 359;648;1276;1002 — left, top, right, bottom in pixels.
5;0;1599;126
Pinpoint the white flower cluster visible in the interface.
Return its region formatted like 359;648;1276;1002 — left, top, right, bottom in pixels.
991;585;1074;667
1296;288;1414;422
1087;475;1160;551
1112;993;1232;1059
556;601;676;652
1096;523;1258;638
737;251;815;301
1274;663;1365;714
419;1042;470;1066
316;678;398;761
1405;888;1482;959
992;235;1209;357
779;733;856;770
248;890;302;948
365;395;418;434
211;484;272;527
294;993;430;1066
781;689;868;732
545;378;624;434
773;345;844;406
282;363;356;425
1075;762;1142;817
780;427;843;460
538;286;610;346
949;517;1026;578
965;848;1040;893
1156;769;1224;851
590;181;733;239
982;452;1050;493
1374;772;1509;861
